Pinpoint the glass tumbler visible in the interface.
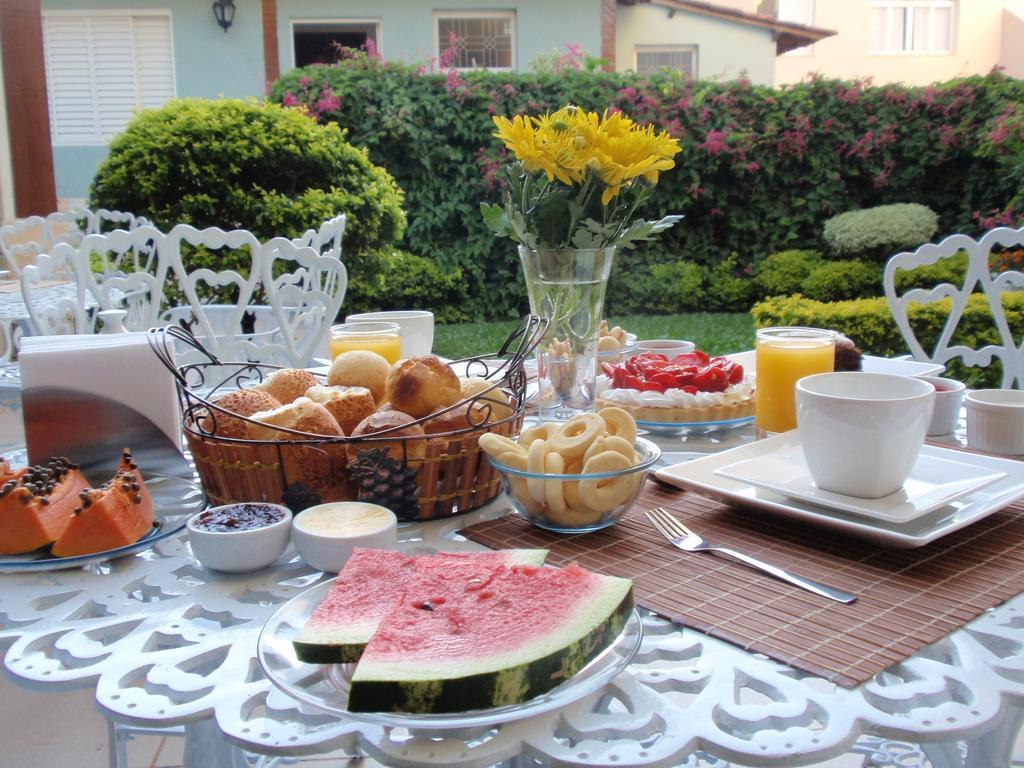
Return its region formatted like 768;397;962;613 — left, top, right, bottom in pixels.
755;326;836;434
329;322;402;364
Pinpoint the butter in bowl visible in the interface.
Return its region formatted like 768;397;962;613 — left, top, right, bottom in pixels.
292;502;398;573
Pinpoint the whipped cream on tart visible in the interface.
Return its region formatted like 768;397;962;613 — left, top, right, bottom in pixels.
596;350;755;424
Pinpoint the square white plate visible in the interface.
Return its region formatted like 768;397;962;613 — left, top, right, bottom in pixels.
655;431;1024;548
715;443;1006;523
724;350;945;379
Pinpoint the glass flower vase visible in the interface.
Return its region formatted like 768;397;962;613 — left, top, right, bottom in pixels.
518;245;616;421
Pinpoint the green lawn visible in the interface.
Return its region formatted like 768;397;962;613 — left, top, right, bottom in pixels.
432;313;755;358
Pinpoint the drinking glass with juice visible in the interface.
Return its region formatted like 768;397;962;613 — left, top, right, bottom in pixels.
330;322;402;364
755;327;836;434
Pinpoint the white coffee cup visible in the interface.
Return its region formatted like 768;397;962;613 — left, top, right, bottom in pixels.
796;372;935;498
345;310;434;358
918;375;966;436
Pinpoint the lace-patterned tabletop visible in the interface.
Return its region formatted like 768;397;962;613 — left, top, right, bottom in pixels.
1;480;1024;768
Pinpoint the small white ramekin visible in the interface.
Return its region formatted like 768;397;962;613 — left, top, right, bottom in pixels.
292;502;398;573
918;376;966;437
965;389;1024;455
187;503;292;573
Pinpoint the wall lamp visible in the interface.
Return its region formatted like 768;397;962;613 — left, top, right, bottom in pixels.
212;0;236;32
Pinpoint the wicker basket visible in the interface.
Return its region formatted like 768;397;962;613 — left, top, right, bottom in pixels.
150;318;543;522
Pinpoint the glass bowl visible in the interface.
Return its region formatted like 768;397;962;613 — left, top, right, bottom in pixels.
487;437;661;533
597;332;638;364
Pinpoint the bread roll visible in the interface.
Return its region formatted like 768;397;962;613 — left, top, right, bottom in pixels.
347;410;426;464
246;397;343;441
304;384;376;435
252;368;320;405
327;351;390;405
460;377;513;421
385;355;460;418
201;389;282;439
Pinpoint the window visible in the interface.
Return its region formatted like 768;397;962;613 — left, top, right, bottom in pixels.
870;1;954;53
778;0;814;55
292;20;380;67
435;12;514;70
42;13;175;146
635;46;697;77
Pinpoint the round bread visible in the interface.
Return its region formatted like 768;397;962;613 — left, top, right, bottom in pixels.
252;368;320;405
460;377;513;421
385;355;461;418
423;403;476;435
304;384;376;435
347;410;426;464
246;397;343;441
327;350;390;405
201;389;282;439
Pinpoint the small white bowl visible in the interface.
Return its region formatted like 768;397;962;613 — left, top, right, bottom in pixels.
918;376;966;436
965;389;1024;455
292;502;398;573
635;339;696;359
187;503;292;573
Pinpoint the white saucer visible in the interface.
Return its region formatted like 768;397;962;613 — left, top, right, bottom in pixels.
654;431;1024;548
715;445;1006;523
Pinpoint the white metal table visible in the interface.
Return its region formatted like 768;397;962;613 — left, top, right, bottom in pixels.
0;427;1023;767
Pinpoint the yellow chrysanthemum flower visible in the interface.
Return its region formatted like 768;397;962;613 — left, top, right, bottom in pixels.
492;115;556;179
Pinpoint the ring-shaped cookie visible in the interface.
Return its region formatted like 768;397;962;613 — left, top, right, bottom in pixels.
495;449;528;470
527;438;549;504
479;432;526;460
579;450;636;512
538;504;605;528
583;434;636;466
562;460;586;510
543;451;567;514
518;423;555;448
598;407;638;445
549;413;605;460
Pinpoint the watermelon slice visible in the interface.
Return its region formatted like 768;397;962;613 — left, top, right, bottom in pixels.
293;548;549;664
346;562;633;714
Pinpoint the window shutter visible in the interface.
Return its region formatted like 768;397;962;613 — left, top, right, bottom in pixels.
778;0;813;25
43;13;175;146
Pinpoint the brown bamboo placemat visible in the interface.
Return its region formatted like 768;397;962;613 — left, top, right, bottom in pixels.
462;479;1024;688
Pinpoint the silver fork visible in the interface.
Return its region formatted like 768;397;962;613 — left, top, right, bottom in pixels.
645;507;857;604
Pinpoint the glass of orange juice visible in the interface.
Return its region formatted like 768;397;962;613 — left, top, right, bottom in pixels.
755;327;836;434
330;322;402;364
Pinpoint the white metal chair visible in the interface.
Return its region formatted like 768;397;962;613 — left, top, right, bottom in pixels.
883;226;1024;389
162;224;346;367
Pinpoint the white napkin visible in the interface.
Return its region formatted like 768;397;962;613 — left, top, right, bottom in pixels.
19;332;181;451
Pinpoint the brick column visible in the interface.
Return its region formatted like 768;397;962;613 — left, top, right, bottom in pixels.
261;0;280;92
601;0;617;71
0;0;56;216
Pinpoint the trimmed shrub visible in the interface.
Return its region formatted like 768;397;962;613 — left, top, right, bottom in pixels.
606;260;704;315
800;260;880;302
823;203;939;261
345;249;471;324
706;254;755;310
891;251;970;293
754;250;823;298
751;292;1024;387
89;98;406;257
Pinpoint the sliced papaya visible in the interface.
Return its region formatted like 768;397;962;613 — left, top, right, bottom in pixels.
51;450;154;558
0;457;88;555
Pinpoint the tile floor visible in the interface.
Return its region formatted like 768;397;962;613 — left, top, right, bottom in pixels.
4;672;1020;768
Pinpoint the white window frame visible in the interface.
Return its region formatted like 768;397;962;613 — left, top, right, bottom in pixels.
433;10;516;71
633;45;698;78
289;18;383;69
42;9;177;147
868;0;956;55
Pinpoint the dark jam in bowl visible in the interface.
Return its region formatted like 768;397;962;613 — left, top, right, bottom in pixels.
194;504;286;532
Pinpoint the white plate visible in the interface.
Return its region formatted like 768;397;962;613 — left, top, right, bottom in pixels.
655;431;1024;548
257;579;643;729
724;350;945;378
715;444;1005;523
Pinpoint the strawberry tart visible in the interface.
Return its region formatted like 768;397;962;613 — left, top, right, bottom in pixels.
596;350;755;424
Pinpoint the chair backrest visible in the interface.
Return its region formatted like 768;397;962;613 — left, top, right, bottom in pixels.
883;226;1024;389
162;224;344;367
20;244;97;336
0;208;147;278
293;213;346;261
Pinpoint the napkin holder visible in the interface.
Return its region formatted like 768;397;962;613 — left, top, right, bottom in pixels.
19;334;191;479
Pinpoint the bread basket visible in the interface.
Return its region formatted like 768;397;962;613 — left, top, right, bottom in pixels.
149;317;545;521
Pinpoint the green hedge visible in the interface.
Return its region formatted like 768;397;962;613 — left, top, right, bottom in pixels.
271;58;1024;318
751;293;1024;387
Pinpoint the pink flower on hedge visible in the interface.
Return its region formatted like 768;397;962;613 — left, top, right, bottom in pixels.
619;86;638;103
298;76;311;88
282;91;298;107
938;125;957;148
746;161;760;173
699;130;728;155
316;89;341;113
